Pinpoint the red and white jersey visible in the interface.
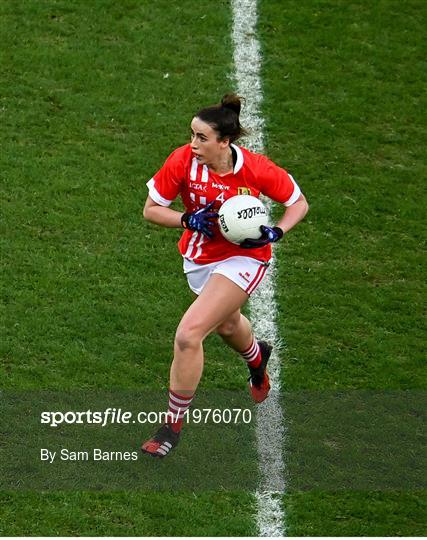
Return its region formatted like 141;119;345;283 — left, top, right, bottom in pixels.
146;143;301;264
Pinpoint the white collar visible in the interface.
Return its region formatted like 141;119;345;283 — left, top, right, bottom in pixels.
231;143;244;174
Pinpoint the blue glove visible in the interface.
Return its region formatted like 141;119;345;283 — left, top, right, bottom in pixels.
181;201;219;239
240;225;284;248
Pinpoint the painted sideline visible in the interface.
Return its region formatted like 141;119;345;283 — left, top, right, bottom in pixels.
231;0;286;537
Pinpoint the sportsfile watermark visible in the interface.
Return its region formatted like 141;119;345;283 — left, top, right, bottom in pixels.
40;407;252;428
1;390;425;491
1;389;259;491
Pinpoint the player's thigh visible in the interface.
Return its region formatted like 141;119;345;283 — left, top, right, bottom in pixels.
177;274;249;342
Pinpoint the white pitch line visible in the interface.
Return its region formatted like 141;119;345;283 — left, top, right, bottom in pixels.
231;0;286;537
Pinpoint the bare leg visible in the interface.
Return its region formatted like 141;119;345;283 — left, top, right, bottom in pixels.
170;274;249;395
216;311;254;352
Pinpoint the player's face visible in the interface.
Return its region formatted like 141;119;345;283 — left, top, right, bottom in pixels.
190;117;229;168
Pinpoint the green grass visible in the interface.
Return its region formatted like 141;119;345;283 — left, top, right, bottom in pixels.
259;0;426;535
1;0;236;390
1;0;256;535
283;491;426;536
260;0;426;390
0;491;256;536
1;0;426;536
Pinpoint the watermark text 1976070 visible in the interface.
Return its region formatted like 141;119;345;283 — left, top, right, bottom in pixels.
40;407;252;428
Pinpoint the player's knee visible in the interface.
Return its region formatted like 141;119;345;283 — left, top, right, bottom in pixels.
216;316;240;338
174;324;203;352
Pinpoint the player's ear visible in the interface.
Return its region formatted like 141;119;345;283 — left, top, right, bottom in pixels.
219;136;231;149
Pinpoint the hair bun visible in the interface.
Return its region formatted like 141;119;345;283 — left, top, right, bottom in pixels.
221;93;243;116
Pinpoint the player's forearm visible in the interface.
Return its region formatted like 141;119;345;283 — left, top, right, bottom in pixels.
276;197;309;234
143;204;184;228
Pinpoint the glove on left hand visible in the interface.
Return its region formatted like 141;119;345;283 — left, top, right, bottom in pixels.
240;225;284;248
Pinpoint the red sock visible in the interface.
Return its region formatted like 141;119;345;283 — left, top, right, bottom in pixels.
240;338;262;368
167;389;194;433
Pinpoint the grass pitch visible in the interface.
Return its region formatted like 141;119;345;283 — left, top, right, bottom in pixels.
1;0;426;535
259;0;426;534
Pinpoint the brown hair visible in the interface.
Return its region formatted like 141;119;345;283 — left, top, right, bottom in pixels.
195;94;248;143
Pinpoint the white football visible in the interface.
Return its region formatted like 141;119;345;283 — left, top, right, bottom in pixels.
218;195;269;245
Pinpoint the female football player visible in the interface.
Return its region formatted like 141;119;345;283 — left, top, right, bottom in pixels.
141;94;308;457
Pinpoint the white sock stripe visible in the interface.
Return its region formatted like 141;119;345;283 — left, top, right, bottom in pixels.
242;343;260;362
169;403;190;415
168;403;188;414
168;400;190;412
168;403;190;414
243;354;259;364
168;399;191;417
169;392;193;405
242;352;259;363
242;339;257;356
242;344;259;359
